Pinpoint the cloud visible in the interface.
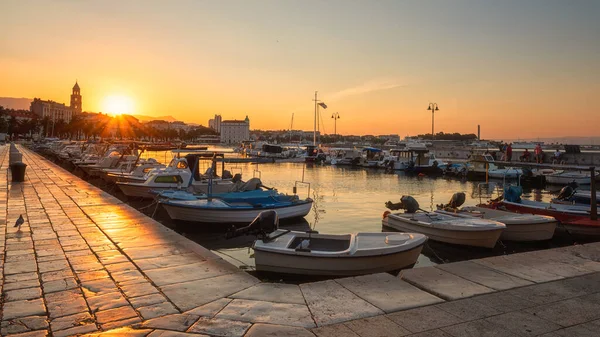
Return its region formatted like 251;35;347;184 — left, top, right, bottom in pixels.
327;78;407;102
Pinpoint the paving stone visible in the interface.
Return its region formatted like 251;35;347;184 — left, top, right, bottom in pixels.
145;261;231;286
137;301;179;320
161;273;258;311
87;291;130;312
52;324;98;337
129;293;169;308
344;315;410;337
524;297;600;327
245;323;316;337
2;298;47;320
41;269;74;283
134;253;205;271
538;324;598;337
474;256;563;283
4;278;41;292
485;311;562;336
5;272;38;283
124;245;191;260
188;317;251;337
45;289;83;303
436;298;502;321
400;267;494;300
77;269;111;282
4;260;37;275
436;261;533;290
4;287;43;302
105;261;138;274
451;320;533;337
140;313;200;331
46;297;89;319
406;330;455;337
96;251;129;265
470;291;537;313
300;280;383;326
185;298;233;317
217;299;315;328
81;278;119;296
147;330;207;337
507;280;590;304
336;273;444;313
312;324;360;337
37;259;70;273
2;330;50;337
120;281;160;298
111;270;147;286
95;305;138;324
42;278;78;293
50;311;95;332
386;306;464;333
100;316;142;331
230;283;306;305
0;315;49;335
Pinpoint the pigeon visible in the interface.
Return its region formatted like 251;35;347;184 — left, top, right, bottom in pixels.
14;214;24;231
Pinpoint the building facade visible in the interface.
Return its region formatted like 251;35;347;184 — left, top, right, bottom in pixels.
30;99;73;123
70;81;82;113
208;114;222;133
220;116;250;144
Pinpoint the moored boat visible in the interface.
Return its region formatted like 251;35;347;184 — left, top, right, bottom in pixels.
436;206;557;241
253;230;426;276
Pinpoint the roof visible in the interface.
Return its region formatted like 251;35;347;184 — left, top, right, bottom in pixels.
73;81;80;90
221;120;247;123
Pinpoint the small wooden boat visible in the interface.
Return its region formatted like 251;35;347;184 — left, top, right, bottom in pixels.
160;196;313;224
488;199;595;223
436;207;557;241
545;171;595;185
384;212;505;248
253;229;427;276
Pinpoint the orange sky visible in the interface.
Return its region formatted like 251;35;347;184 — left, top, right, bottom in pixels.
1;1;599;139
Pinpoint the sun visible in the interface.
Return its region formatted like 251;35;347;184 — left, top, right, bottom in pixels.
102;95;134;115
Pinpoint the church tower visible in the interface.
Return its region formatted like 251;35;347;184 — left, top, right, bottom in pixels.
70;81;82;114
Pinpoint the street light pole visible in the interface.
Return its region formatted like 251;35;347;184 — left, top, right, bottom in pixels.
427;103;439;140
331;112;340;141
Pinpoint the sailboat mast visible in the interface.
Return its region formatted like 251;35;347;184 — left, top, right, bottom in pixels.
289;113;294;143
313;91;318;146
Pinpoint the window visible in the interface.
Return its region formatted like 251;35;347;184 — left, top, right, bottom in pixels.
154;175;183;184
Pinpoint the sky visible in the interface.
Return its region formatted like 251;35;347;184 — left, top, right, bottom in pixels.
1;0;599;139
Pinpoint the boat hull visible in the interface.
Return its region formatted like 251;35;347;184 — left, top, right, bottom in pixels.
254;244;423;276
561;218;600;236
383;217;503;248
161;201;313;223
500;221;557;241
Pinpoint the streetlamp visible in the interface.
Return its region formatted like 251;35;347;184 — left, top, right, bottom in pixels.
427;103;439;140
331;112;340;142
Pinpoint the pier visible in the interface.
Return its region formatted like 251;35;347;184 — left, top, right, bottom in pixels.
2;144;600;336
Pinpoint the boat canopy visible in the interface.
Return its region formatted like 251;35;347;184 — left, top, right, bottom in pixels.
362;147;382;152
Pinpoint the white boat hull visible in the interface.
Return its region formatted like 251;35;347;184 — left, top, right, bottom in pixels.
383;217;503;248
161;201;312;223
545;175;591;185
254;244;423;276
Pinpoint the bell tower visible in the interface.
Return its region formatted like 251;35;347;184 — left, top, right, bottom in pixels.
70;81;82;114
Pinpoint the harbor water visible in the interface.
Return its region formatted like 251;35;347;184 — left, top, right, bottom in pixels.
104;158;586;276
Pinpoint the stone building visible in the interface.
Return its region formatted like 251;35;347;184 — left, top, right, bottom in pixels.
208;114;222;133
220;116;250;144
70;81;82;113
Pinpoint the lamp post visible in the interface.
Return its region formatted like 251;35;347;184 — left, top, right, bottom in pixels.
331;112;340;142
427;103;439;140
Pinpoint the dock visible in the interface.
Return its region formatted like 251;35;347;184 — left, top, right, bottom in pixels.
2;144;600;336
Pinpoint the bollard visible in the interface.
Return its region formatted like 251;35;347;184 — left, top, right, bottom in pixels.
10;162;27;182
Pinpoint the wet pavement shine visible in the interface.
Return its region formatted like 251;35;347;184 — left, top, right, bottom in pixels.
3;144;600;337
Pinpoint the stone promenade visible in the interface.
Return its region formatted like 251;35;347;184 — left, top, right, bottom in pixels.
2;144;600;337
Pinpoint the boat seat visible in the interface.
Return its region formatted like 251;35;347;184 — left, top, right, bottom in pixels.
385;234;410;245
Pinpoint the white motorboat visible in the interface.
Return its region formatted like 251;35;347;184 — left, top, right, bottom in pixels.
253;229;427;276
436;207;557;241
116;154;234;198
544;171;595;185
487;167;523;179
102;159;165;183
384;212;505;248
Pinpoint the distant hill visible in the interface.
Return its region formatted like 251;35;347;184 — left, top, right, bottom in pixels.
0;97;32;110
132;114;178;122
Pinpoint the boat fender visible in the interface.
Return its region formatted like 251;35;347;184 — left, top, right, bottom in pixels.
382;211;391;219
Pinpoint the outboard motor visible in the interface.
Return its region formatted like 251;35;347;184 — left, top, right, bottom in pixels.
385;195;420;213
446;192;466;209
557;185;575;201
226;210;279;240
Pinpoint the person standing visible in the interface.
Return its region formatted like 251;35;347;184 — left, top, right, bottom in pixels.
534;143;543;163
506;143;513;162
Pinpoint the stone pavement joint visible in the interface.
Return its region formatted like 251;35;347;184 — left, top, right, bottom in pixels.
3;144;600;337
